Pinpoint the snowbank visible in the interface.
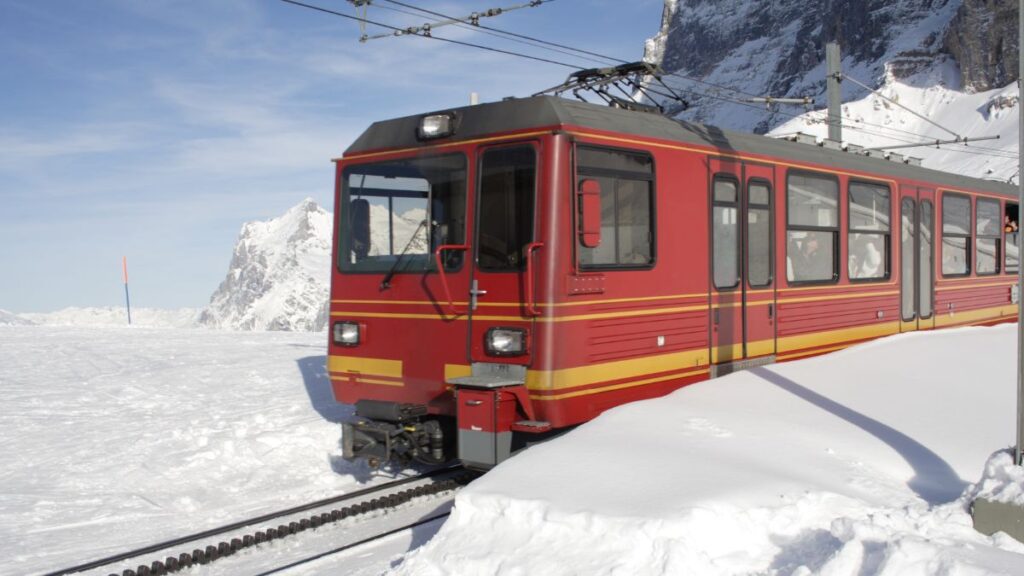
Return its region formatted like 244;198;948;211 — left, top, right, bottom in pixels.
396;325;1024;575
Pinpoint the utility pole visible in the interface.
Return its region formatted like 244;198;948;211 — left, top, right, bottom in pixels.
1017;0;1023;466
123;256;132;326
826;41;843;143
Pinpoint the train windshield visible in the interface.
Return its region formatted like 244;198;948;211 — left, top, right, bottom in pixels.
340;154;467;274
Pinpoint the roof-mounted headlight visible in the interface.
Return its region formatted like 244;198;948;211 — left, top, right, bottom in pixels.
418;113;455;140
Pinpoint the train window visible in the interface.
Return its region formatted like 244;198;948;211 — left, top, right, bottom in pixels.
339;154;467;274
941;193;971;276
477;146;536;272
976;198;1001;275
577;146;655;269
848;181;890;281
920;200;934;318
1007;203;1020;273
786;171;838;283
901;198;916;321
748;181;772;287
712;177;739;289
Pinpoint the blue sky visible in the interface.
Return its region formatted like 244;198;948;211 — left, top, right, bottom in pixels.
0;0;664;312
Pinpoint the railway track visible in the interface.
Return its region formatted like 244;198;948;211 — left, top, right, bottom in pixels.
44;466;473;576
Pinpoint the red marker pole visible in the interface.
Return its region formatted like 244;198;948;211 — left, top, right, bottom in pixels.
123;256;132;326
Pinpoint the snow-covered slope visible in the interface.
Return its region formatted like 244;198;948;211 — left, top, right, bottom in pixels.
20;306;198;328
769;65;1020;182
0;309;33;326
200;198;332;332
651;0;1018;182
396;325;1024;575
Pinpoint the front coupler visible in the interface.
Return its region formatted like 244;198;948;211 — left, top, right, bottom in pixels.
341;400;448;468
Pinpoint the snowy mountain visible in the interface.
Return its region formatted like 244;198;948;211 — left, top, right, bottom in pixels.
0;309;34;326
21;307;199;328
650;0;1019;181
199;198;332;332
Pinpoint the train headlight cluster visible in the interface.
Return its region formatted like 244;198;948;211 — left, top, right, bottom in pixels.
418;113;455;140
485;327;526;356
333;321;361;347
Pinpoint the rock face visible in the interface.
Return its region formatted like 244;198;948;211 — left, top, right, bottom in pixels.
944;0;1019;91
654;0;964;132
200;198;332;332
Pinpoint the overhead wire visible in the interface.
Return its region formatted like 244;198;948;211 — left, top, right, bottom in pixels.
284;0;1015;159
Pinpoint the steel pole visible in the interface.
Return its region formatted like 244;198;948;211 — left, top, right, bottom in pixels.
826;42;842;143
1017;0;1023;465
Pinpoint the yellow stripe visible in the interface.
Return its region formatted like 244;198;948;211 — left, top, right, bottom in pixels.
328;355;403;379
777;343;850;361
747;338;776;358
934;304;1018;328
352;376;404;387
777;321;901;354
526;348;708;391
445;363;472;381
778;290;899;305
530;367;709;401
339;130;553;161
711;342;744;364
937;281;1017;292
331;292;709;308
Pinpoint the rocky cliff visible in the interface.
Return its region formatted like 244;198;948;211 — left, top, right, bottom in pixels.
654;0;1017;133
199;198;332;332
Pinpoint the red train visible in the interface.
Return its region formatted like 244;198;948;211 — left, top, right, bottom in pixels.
328;96;1020;470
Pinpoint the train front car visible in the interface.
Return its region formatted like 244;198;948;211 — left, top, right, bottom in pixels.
329;99;567;470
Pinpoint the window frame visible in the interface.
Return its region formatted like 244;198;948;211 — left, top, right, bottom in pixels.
846;179;892;283
473;142;540;274
940;191;972;278
785;169;841;285
746;178;774;288
975;196;1001;276
1007;201;1020;274
711;173;741;290
338;152;469;275
574;143;657;272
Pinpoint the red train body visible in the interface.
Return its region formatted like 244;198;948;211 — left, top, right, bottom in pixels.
328;96;1019;469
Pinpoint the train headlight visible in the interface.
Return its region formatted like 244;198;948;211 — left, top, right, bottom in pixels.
418;113;455;140
333;321;361;347
485;327;526;356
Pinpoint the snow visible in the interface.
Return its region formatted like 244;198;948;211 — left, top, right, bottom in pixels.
396;325;1024;575
19;306;199;328
0;325;398;576
3;322;1023;575
769;64;1020;183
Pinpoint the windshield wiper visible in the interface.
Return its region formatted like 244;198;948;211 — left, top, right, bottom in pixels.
380;219;430;291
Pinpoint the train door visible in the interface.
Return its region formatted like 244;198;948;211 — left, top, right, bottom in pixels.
899;186;935;332
467;142;540;364
709;157;776;374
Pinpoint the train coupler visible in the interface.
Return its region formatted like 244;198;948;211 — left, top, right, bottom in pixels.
341;400;448;468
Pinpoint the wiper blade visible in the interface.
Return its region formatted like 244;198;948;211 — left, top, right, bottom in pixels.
380;219;429;291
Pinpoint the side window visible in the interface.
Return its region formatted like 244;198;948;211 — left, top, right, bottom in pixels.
477;146;536;271
1007;203;1020;274
941;193;971;276
786;172;839;283
848;181;890;281
976;198;1001;275
577;147;655;269
747;181;772;287
712;177;739;289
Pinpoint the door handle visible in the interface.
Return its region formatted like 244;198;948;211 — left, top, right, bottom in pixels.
768;303;774;319
469;280;488;311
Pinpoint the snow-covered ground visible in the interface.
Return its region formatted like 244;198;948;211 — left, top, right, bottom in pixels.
397;324;1024;575
0;326;405;576
5;323;1024;575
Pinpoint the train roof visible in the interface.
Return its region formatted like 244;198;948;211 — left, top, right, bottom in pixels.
346;95;1018;199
